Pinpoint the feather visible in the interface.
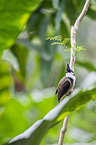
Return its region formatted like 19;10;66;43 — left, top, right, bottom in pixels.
56;76;72;101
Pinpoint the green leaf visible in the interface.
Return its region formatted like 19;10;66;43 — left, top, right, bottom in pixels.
39;17;50;41
87;7;96;20
65;0;77;25
0;60;13;106
0;98;29;144
75;46;86;52
55;0;66;31
76;60;96;72
2;50;19;71
10;43;29;83
40;58;52;87
0;0;41;56
16;39;43;55
52;0;59;9
8;86;96;145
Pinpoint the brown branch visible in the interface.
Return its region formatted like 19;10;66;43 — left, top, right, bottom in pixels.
58;0;91;145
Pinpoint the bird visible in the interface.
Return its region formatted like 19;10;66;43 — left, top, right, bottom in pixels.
55;63;76;102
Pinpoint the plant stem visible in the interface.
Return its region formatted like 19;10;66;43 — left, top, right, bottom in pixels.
58;0;91;145
58;115;70;145
70;0;91;70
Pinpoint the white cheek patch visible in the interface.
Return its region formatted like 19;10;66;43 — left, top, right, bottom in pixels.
66;72;76;87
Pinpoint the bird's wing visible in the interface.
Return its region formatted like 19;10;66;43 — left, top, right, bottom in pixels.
56;77;71;101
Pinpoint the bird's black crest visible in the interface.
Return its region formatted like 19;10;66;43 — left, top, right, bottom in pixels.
66;63;74;73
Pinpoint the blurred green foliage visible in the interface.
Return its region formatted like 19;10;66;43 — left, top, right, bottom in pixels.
0;0;41;55
0;0;96;145
8;86;96;145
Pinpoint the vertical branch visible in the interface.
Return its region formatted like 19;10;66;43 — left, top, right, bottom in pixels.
70;26;76;71
58;115;70;145
70;0;91;70
58;0;91;145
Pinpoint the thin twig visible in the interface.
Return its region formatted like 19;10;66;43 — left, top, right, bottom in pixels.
58;0;91;145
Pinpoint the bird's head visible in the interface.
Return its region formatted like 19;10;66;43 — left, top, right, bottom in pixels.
65;63;75;77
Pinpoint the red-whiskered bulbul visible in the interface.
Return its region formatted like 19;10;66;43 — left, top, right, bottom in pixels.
55;63;76;102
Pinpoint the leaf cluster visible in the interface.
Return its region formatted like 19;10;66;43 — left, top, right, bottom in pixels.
46;36;86;53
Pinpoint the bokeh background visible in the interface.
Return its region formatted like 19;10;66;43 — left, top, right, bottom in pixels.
0;0;96;144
